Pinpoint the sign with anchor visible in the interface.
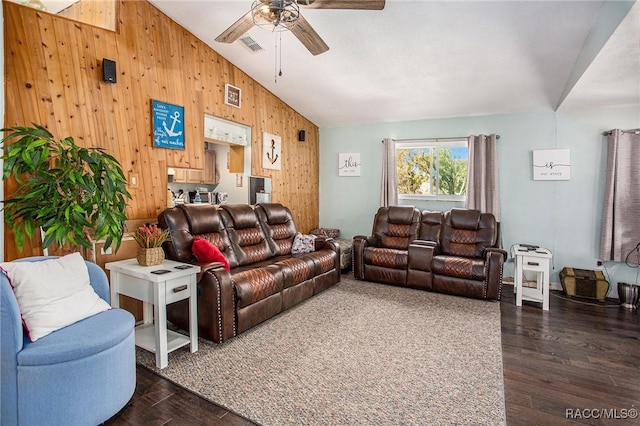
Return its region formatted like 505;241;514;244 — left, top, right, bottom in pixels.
262;132;282;170
152;100;185;150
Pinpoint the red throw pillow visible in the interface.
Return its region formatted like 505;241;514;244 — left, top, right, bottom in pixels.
191;237;230;271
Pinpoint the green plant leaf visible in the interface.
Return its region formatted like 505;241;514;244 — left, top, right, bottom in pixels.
1;125;132;252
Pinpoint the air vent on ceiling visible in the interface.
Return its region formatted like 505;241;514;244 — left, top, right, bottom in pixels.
239;36;264;52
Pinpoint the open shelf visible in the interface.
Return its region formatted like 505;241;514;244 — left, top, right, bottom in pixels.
134;323;191;354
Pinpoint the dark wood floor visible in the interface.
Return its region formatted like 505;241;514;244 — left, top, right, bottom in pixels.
106;285;639;426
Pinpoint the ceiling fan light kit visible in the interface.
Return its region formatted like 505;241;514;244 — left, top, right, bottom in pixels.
252;0;300;30
215;0;386;56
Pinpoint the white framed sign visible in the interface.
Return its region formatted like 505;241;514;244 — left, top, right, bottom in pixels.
224;84;241;108
262;132;281;170
533;149;571;180
338;153;361;176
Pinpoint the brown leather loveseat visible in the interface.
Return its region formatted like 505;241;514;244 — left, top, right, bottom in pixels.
158;203;340;343
354;207;506;301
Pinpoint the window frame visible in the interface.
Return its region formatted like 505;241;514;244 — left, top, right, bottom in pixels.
396;139;468;202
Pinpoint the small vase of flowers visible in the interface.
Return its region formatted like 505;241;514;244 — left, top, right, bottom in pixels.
133;224;169;266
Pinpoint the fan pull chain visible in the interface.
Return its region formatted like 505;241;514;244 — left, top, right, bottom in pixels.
279;32;283;78
275;32;283;83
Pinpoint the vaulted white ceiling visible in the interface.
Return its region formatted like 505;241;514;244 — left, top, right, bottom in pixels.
49;0;640;127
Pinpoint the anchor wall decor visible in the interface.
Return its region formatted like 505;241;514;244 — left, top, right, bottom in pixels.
262;132;282;170
152;99;185;150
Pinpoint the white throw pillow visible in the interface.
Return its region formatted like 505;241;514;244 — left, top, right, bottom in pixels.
0;252;111;342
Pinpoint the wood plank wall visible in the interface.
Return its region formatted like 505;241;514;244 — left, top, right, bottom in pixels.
57;0;118;32
3;0;320;261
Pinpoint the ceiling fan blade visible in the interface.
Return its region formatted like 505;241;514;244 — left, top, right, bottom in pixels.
290;14;329;56
298;0;385;10
215;11;255;43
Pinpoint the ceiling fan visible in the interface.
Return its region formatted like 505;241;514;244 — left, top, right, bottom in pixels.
215;0;386;56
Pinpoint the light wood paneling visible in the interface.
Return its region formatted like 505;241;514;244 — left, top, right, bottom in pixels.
3;0;320;260
57;0;118;32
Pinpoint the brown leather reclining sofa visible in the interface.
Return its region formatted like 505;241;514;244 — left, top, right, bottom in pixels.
158;203;340;343
353;206;506;300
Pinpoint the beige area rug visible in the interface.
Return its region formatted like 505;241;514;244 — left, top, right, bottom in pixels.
137;275;506;425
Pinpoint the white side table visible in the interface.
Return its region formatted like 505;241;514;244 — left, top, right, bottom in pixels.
512;245;552;311
106;259;200;369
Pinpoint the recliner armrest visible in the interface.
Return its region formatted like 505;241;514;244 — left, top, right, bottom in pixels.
352;235;375;279
353;235;380;247
196;269;236;343
314;235;338;252
485;247;508;261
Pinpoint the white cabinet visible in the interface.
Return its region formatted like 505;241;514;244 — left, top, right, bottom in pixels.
203;115;251;175
204;115;250;146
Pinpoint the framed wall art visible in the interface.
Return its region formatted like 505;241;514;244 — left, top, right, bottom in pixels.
152;100;185;150
224;84;241;108
262;132;282;170
532;149;571;180
338;153;361;176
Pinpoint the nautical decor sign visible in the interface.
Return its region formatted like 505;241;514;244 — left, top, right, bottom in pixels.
152;100;185;150
262;132;282;170
532;149;570;180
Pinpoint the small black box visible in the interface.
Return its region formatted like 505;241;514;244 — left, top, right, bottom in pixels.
102;58;116;83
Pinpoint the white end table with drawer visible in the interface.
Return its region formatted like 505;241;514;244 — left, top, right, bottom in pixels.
106;259;200;368
512;245;553;311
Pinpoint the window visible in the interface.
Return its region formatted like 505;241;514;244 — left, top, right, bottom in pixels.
396;139;468;201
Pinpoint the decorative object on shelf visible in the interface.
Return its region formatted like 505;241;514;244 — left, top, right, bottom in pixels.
0;124;131;252
262;132;282;170
338;153;362;176
532;149;570;180
132;224;169;266
224;84;242;108
136;247;165;267
204;114;250;146
152;100;185;150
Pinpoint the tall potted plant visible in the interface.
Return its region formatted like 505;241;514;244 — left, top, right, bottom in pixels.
1;124;131;252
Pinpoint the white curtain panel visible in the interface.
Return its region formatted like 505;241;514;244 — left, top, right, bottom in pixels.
599;129;640;262
465;134;501;221
380;138;398;207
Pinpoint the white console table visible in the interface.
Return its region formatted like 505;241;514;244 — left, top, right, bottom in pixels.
512;245;552;311
106;259;200;368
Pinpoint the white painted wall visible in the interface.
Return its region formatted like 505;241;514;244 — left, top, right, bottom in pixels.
319;105;640;297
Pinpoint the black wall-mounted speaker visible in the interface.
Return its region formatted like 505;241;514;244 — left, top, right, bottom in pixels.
298;130;306;142
102;58;116;83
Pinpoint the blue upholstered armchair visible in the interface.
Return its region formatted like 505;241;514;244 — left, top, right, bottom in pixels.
1;256;136;426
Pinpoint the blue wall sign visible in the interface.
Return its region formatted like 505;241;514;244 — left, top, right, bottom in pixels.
152;100;185;150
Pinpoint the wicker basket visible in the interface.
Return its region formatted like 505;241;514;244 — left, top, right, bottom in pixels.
136;247;165;266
